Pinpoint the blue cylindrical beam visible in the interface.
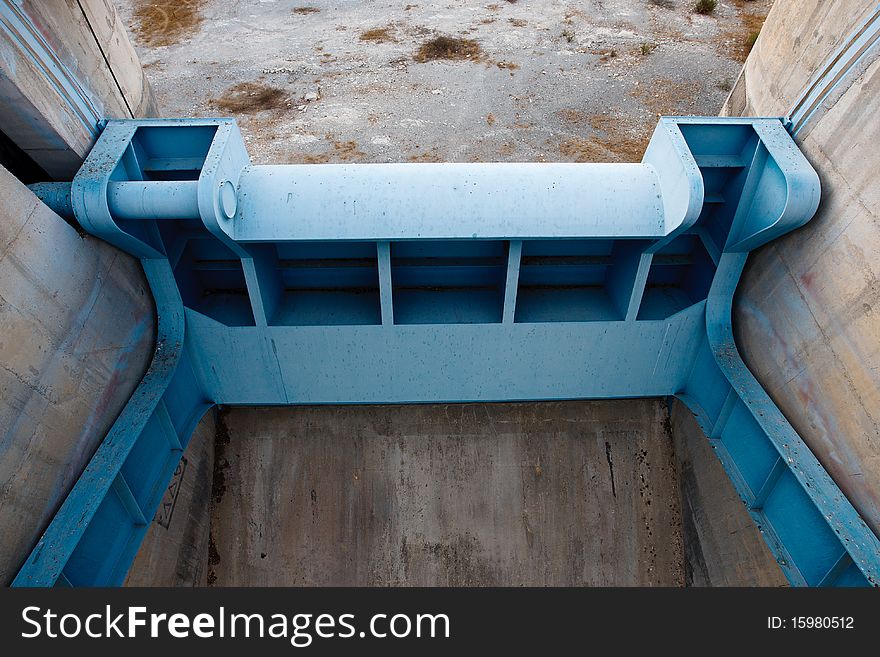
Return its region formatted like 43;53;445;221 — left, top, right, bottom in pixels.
33;162;670;238
233;163;666;242
29;180;201;221
28;182;75;220
107;181;200;220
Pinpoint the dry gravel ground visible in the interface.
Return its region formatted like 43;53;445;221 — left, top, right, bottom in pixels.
117;0;770;164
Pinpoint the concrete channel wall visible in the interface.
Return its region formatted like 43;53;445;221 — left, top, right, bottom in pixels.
0;0;157;585
0;0;156;179
724;0;880;538
0;165;154;585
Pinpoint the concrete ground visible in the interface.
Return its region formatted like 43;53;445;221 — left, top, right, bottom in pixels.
116;0;770;164
125;399;786;586
209;401;684;586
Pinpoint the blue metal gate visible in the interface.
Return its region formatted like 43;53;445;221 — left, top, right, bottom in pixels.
16;116;880;586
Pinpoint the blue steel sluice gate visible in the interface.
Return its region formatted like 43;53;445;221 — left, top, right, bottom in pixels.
17;116;880;587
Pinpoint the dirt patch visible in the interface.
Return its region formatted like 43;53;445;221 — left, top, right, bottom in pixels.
408;149;443;162
211;82;289;114
330;139;365;160
558;113;652;163
589;115;616;133
296;135;366;163
414;36;483;62
557;108;588;125
292;6;321;14
360;27;397;43
716;1;769;63
596;132;651;163
508;18;527;27
591;48;619;62
629;77;703;116
301;153;331;164
592;115;652;162
498;142;516;157
132;0;204;47
558;137;608;163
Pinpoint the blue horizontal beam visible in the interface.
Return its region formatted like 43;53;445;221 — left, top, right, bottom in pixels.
186;306;705;405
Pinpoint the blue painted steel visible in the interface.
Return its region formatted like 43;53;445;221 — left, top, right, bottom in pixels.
16;116;880;587
233;162;666;240
13;256;210;586
30;180;201;221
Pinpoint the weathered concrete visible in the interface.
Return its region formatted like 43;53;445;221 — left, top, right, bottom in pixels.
0;164;154;585
723;0;880;538
208;401;685;586
670;401;786;586
125;410;216;587
0;0;156;178
120;399;791;587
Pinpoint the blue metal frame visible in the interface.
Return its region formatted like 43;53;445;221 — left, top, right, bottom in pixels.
15;117;880;587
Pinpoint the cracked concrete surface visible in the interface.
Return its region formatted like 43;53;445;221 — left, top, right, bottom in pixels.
207;401;686;586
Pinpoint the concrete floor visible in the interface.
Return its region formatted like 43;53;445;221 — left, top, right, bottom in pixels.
126;399;785;586
209;401;683;586
116;0;770;164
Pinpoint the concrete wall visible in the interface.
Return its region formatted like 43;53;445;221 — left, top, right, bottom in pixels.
723;0;880;537
0;0;156;178
0;164;154;584
0;0;157;584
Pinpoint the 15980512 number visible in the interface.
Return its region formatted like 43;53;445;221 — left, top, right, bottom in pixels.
793;617;853;629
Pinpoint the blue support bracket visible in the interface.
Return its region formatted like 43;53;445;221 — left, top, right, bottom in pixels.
17;116;880;587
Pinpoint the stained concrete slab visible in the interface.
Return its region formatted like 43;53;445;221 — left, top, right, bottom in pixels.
207;400;685;586
125;397;788;586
